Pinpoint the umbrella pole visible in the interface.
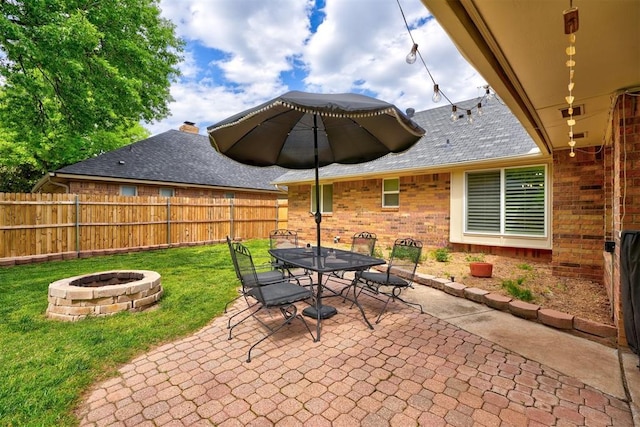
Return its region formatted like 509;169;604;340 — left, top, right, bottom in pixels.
314;113;323;341
314;114;322;255
303;114;338;339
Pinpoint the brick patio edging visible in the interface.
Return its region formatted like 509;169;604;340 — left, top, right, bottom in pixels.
383;267;617;346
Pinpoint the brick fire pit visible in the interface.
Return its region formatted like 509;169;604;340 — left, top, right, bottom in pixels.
46;270;163;321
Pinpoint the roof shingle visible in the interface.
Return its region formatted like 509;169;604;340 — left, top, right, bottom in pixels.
56;130;286;192
273;98;541;184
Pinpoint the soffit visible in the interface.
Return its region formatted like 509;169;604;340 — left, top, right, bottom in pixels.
422;0;640;154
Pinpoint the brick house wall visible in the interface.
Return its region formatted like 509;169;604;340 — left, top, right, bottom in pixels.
611;91;640;346
287;174;450;251
551;148;606;283
67;181;279;201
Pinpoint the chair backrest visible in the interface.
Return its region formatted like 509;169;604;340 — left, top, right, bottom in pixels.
350;231;377;256
231;241;264;296
388;237;422;280
269;229;298;249
226;236;241;280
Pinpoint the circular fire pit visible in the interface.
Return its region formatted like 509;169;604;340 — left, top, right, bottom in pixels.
46;270;162;321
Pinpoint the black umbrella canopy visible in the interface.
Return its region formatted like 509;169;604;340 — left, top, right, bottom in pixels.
207;91;425;169
208;91;425;326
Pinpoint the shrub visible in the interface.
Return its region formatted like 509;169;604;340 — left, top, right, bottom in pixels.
433;247;451;262
465;253;485;262
501;277;534;302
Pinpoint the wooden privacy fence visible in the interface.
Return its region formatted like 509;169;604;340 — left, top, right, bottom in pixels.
0;193;288;259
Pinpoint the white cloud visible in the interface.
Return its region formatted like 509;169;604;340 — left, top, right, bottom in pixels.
148;0;487;136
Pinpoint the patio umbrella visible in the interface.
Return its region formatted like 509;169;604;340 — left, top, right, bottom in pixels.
208;90;425;319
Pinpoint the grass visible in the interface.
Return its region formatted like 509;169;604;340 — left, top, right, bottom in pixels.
0;239;269;426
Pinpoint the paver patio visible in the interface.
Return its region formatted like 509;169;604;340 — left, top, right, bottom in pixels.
76;281;633;426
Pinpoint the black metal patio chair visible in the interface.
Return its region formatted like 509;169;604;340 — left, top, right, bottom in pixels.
224;236;289;323
228;240;315;362
352;237;424;323
325;231;378;295
269;229;312;285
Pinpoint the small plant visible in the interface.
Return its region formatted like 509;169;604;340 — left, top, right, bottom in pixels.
517;263;533;271
501;277;534;302
465;253;485;262
433;247;451;262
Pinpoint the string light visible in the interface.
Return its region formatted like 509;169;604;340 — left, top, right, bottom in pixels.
406;43;418;64
563;1;579;157
396;0;489;124
432;84;442;103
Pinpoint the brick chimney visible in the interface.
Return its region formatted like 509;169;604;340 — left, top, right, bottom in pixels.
179;121;199;134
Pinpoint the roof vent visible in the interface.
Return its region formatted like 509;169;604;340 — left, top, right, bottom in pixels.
572;131;588;139
560;104;583;118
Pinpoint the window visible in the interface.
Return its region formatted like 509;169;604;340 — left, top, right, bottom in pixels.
159;188;174;197
311;184;333;213
224;192;235;199
120;185;137;196
465;166;546;236
382;178;400;207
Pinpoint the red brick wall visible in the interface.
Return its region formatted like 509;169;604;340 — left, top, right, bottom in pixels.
67;181;279;201
287;174;451;251
611;92;640;345
551;148;606;283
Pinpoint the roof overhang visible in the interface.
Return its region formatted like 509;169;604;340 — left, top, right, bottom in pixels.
421;0;640;155
274;151;548;186
32;173;285;195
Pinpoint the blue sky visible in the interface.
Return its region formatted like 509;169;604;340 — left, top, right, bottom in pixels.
148;0;487;135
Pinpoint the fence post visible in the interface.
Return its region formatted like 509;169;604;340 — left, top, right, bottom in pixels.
166;198;171;246
229;198;234;240
75;195;80;253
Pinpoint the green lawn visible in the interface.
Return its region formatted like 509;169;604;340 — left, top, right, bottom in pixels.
0;239;269;426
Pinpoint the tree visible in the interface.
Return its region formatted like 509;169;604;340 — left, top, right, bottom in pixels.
0;0;184;192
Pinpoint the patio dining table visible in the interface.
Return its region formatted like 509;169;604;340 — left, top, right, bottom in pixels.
269;246;386;341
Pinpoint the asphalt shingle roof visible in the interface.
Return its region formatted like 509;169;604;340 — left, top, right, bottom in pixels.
273;98;540;184
56;130;286;192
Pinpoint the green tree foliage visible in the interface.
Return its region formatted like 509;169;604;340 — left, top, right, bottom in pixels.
0;0;184;192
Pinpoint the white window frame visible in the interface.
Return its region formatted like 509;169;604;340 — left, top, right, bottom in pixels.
382;178;400;208
311;184;333;214
464;165;547;237
120;185;137;196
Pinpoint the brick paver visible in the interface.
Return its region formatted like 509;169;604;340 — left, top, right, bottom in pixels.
76;283;633;426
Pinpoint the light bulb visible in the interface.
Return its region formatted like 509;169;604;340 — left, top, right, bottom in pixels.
567;118;576;126
484;86;493;100
477;102;483;116
566;59;576;67
466;110;473;124
565;95;574;104
451;105;458;122
432;84;441;103
569;150;576;158
568;140;576;147
406;43;418;64
566;46;576;56
567;82;574;91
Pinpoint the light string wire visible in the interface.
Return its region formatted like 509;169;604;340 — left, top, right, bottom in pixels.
395;0;491;121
